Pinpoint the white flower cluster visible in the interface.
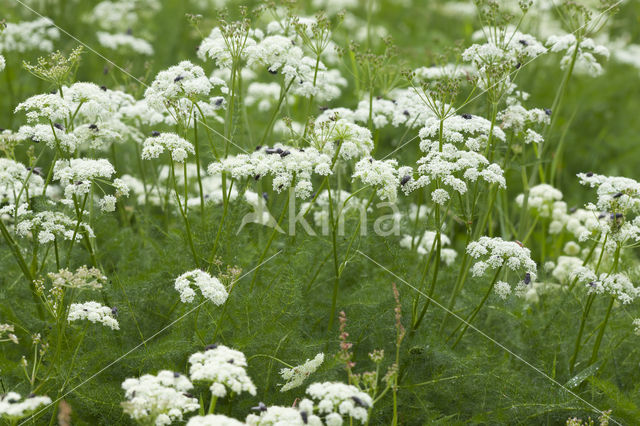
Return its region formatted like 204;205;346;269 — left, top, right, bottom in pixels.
515;184;564;218
16;211;94;244
571;268;640;304
142;133;195;163
551;256;584;283
15;93;71;123
49;266;107;290
0;18;59;53
578;173;640;214
0;324;19;344
174;269;228;305
352;158;401;202
408;140;506;201
313;119;374;161
246;401;324;426
53;158;115;195
0;158;45;204
187;414;245;426
245;82;287;112
0;392;52;420
121;370;199;426
467;237;537;281
144;61;214;112
188;345;257;398
97;32;154;55
399;231;458;266
52;158;128;211
280;353;324;392
498;99;550;137
198;27;259;68
306;382;372;424
547;34;609;77
68;301;119;329
208;144;332;199
419;114;506;150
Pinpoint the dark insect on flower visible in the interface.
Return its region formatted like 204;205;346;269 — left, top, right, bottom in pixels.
183;392;194;398
227;359;234;364
461;113;472;119
524;273;531;285
50;89;57;95
616;213;623;219
205;343;218;351
569;207;577;213
588;281;597;288
519;39;529;46
252;402;267;412
262;192;268;201
586;171;593;177
111;306;118;316
265;148;278;154
174;75;184;83
214;97;224;107
299;148;305;152
276;148;283;154
152;131;161;137
400;175;411;185
403;110;410;117
598;212;606;219
100;85;107;91
351;396;369;408
268;68;277;75
544;108;552;116
368;158;373;163
255;145;262;151
89;124;99;131
254;174;261;181
27;167;43;176
515;63;521;69
54;123;64;130
174;372;180;378
280;150;291;158
613;192;624;198
301;411;308;423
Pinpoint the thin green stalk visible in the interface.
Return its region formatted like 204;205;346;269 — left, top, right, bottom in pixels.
451;266;503;348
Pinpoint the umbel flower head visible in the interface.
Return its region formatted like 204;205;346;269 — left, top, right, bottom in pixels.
16;211;94;244
306;381;373;424
466;236;537;286
67;301;119;330
245;401;323;426
174;269;228;305
144;61;213;111
142;133;194;162
208;144;332;199
188;344;257;398
121;370;199;426
187;414;245;426
0;392;52;421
